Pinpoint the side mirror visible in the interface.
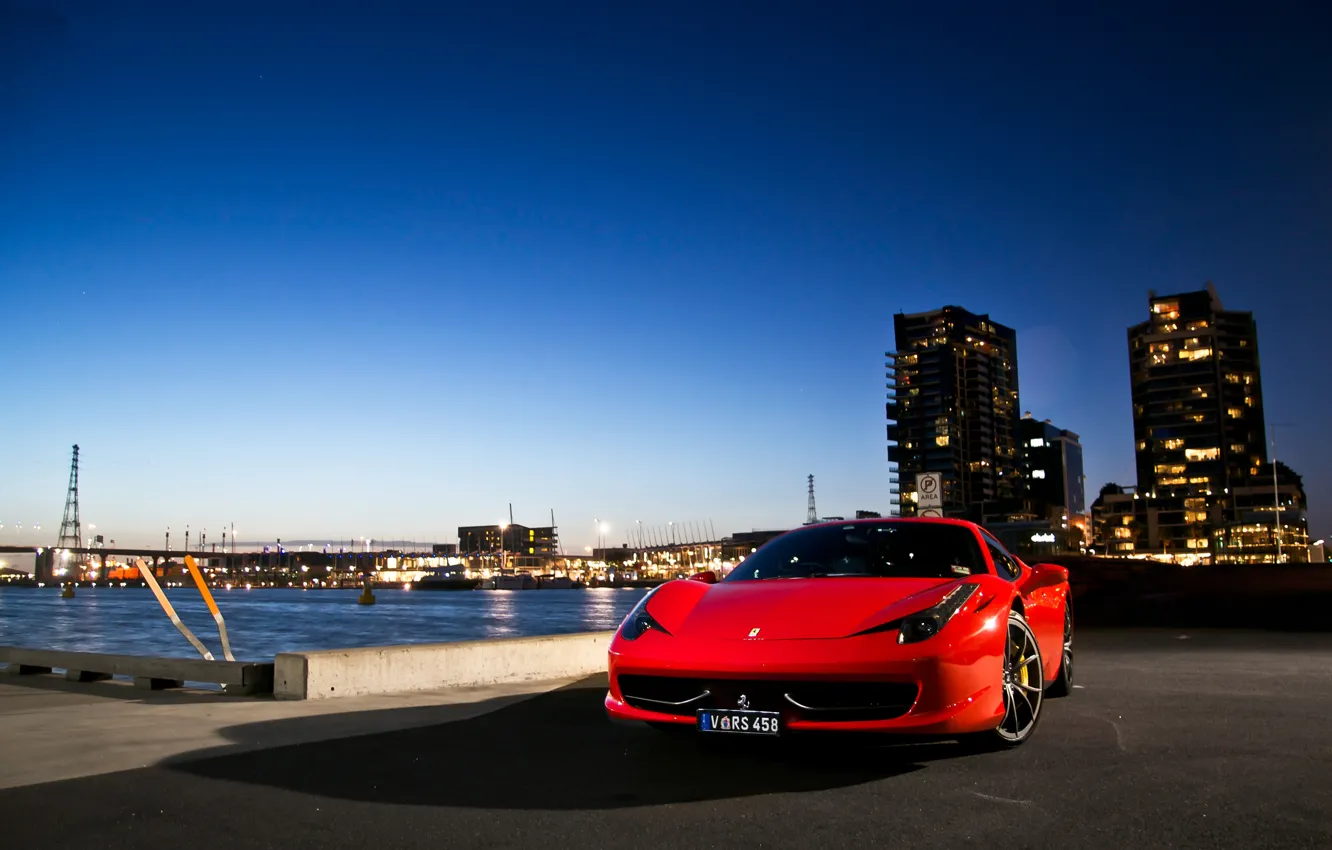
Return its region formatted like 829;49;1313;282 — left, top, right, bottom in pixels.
688;570;718;584
1028;563;1069;585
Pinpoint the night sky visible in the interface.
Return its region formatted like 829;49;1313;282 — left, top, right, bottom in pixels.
3;1;1329;551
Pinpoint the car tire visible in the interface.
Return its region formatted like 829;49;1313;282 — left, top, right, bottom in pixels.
1045;599;1074;698
960;608;1045;751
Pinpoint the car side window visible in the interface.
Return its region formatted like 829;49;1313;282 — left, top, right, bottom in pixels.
980;531;1021;581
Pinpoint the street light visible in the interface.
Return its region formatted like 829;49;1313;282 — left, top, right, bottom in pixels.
1270;423;1295;564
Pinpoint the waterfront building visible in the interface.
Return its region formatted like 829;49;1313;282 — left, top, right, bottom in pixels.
886;305;1022;517
1212;461;1311;563
1019;414;1088;535
457;524;559;568
940;413;1093;559
1090;483;1146;557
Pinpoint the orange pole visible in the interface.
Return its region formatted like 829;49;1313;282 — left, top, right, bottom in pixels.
185;555;234;661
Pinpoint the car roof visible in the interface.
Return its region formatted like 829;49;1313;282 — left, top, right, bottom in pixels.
797;516;979;531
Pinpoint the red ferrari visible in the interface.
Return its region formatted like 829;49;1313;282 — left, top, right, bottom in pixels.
604;517;1074;749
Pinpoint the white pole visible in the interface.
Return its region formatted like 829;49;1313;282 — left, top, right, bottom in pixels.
1271;424;1282;564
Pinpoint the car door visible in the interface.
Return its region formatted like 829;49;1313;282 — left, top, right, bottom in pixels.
978;529;1059;675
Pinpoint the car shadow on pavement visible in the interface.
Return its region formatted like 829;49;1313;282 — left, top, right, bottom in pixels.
167;674;975;811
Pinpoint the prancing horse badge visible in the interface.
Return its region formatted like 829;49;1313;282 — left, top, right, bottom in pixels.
748;627;760;637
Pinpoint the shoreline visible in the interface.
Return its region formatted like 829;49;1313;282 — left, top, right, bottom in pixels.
0;579;666;591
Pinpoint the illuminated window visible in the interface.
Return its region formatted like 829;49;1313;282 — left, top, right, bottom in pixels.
1187;414;1205;423
1153;301;1180;319
1225;373;1240;383
1230;443;1245;453
1137;440;1147;450
1185;447;1219;461
1179;348;1212;361
1032;469;1046;479
935;435;950;447
1030;438;1045;447
1245;396;1255;407
1227;408;1243;419
1155;464;1187;474
1185;320;1210;331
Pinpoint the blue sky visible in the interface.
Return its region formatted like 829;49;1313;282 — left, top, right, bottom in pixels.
3;1;1330;551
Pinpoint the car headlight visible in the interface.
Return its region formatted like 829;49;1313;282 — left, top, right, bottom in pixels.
898;583;980;644
618;589;672;641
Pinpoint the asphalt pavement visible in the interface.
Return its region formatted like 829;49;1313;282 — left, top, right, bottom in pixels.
2;628;1330;849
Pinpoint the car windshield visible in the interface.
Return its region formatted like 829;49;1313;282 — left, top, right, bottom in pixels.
723;522;987;581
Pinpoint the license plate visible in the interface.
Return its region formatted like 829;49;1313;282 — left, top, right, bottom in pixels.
697;709;781;735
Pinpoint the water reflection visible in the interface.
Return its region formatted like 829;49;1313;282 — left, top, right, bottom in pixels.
0;586;649;660
579;587;624;629
483;591;518;639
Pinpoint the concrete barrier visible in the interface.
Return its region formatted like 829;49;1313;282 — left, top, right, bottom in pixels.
274;630;615;700
0;646;274;694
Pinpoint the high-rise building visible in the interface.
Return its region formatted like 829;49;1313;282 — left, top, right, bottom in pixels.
1127;282;1269;555
886;306;1021;516
1019;415;1086;525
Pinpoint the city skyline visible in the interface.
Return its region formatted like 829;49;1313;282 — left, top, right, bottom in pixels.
4;3;1330;551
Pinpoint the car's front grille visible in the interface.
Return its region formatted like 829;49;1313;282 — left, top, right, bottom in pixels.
617;674;919;722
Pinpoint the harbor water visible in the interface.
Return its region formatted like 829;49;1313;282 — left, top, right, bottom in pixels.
0;585;650;661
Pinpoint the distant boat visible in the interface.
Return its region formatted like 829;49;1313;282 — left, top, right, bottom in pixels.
413;574;482;591
536;575;585;589
491;573;537;590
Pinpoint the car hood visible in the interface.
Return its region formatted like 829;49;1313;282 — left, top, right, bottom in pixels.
674;577;962;640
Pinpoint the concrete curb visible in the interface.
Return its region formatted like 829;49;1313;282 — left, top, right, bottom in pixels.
0;646;274;694
274;630;615;700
